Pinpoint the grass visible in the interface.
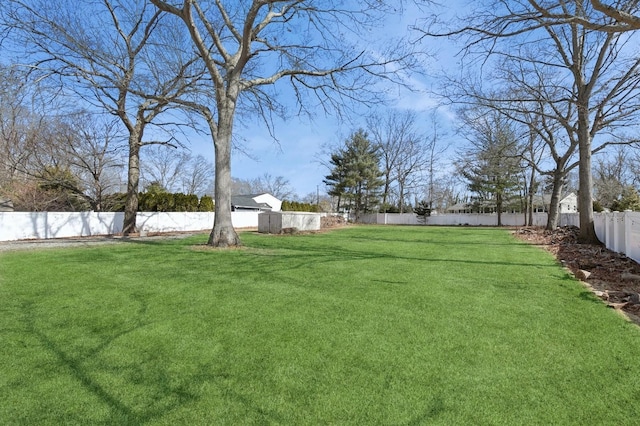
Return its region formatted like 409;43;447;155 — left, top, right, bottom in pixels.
2;225;640;425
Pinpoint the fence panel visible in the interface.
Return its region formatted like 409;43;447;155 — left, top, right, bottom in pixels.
627;213;640;264
0;211;259;241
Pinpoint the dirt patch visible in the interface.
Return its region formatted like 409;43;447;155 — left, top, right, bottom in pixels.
514;226;640;325
0;231;202;252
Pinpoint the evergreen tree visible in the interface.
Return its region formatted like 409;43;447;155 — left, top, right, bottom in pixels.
324;129;384;221
611;186;640;212
414;200;431;224
323;151;349;213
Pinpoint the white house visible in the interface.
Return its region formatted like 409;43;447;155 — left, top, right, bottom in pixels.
446;192;579;214
252;193;282;211
231;193;282;212
558;192;578;213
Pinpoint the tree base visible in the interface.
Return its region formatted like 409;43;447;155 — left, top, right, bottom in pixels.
207;226;242;247
578;226;601;245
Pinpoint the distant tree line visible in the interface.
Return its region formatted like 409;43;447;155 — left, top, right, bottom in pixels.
322;111;460;222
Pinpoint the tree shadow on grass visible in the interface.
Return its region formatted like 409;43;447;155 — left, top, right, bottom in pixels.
19;298;203;424
21;301;142;423
19;295;289;425
241;243;559;272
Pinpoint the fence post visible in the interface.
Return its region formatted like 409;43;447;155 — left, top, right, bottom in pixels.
625;210;632;258
612;212;619;252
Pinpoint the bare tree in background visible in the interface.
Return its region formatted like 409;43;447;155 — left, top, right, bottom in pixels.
422;112;448;213
48;114;125;211
150;0;418;247
368;111;429;213
141;146;214;195
0;66;125;211
181;154;213;196
254;173;295;200
140;145;191;193
420;0;640;242
3;112;126;211
2;0;202;232
229;173;294;200
0;65;45;188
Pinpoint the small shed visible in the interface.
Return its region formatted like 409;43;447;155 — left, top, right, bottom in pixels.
258;211;321;234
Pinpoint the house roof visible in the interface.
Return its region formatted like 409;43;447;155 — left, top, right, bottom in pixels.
446;203;472;211
231;195;272;210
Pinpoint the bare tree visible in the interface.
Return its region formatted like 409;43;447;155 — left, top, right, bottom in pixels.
181;154;213;196
420;0;640;242
423;173;460;213
254;173;295;200
230;177;255;197
423;112;448;213
530;0;640;32
149;0;417;246
2;0;203;232
140;144;191;193
368;111;429;213
229;173;294;199
0;65;44;188
49;114;126;211
7;112;127;211
141;146;214;195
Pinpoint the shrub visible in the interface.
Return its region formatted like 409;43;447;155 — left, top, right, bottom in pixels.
199;195;215;212
185;194;199;212
281;200;319;212
104;193;127;212
593;200;605;213
138;192;157;211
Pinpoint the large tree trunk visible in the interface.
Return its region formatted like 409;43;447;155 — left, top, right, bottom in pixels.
123;135;141;235
576;108;599;244
398;179;405;213
208;107;240;247
546;170;564;230
577;139;598;243
527;169;535;226
382;179;390;213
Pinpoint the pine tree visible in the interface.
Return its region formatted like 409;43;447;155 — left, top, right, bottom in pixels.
324;129;384;221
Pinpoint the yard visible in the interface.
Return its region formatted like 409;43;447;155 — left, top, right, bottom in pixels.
2;226;640;424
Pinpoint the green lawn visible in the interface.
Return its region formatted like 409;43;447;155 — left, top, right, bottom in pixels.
2;226;640;425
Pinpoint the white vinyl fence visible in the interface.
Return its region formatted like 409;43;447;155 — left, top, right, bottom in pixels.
2;210;639;264
360;212;579;227
360;211;637;264
593;211;640;264
0;211;259;242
